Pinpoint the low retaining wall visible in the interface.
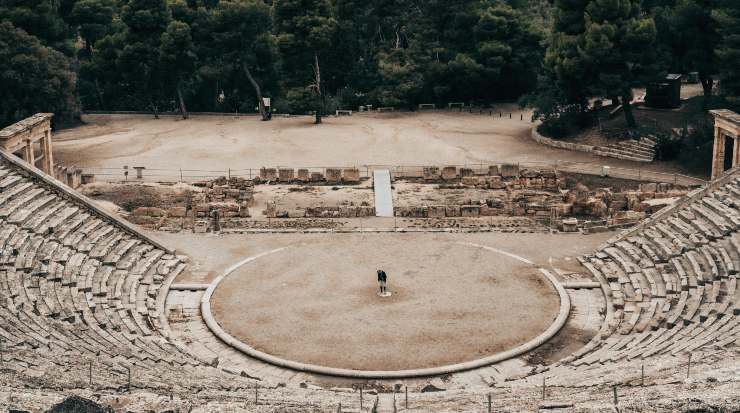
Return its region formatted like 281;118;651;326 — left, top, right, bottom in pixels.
530;127;597;154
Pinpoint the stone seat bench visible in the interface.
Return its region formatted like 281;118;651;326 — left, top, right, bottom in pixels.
639;324;687;358
90;232;124;259
78;224;114;252
0;181;33;207
616;241;653;268
54;212;91;242
38;206;79;236
703;197;740;228
104;238;139;265
691;204;732;235
666;215;696;239
605;246;642;274
666;290;689;327
685;251;706;286
682;286;704;324
679;209;723;240
650;225;687;256
629;236;663;263
699;247;720;282
0;187;46;219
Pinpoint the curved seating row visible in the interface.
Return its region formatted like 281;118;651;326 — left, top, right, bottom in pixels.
567;176;740;367
0;159;259;394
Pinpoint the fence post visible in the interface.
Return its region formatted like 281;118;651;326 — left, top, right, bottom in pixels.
89;360;93;385
405;386;408;409
687;353;692;379
542;376;546;400
612;385;618;406
360;387;363;410
641;364;645;386
487;393;492;413
0;338;4;369
255;383;259;404
126;364;132;392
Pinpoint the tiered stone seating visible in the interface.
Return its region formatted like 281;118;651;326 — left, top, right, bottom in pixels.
0;155;265;395
570;174;740;367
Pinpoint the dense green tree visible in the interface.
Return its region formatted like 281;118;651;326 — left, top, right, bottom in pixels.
0;0;75;54
716;0;740;105
274;0;337;123
118;0;172;116
70;0;116;54
674;0;720;107
210;0;278;120
0;21;77;126
160;20;195;118
580;0;656;128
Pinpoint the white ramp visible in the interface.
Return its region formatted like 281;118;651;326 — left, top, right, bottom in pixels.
373;169;394;217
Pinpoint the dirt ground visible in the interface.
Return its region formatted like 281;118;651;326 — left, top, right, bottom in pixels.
210;236;559;371
52;109;685;174
153;231;613;370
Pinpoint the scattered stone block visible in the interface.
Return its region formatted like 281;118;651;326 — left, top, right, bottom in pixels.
428;205;446;218
488;165;500;176
326;168;342;183
460;168;474;177
488;176;506;189
445;205;461;217
343;168;360;184
562;218;578;232
501;164;520;178
194;220;208;233
640;183;658;192
278;168;294;182
260;168;277;181
423;167;440;180
310;172;324;182
441;166;457;180
297;169;310;182
167;207;187;218
132;207;166;217
461;205;481;217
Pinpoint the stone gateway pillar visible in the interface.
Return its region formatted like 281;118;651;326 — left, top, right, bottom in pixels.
710;110;740;180
0;113;55;174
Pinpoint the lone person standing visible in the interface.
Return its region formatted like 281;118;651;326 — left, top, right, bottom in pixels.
377;269;388;295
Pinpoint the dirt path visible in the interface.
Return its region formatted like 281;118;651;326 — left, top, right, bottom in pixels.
53;110;686;175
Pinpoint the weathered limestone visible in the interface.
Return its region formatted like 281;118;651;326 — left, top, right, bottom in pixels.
260;167;278;181
0;114;55;175
342;168;360;184
441;166;457;180
325;168;342;183
278;168;294;182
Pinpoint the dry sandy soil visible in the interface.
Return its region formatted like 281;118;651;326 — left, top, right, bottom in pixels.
53;109;684;175
154;231;612;370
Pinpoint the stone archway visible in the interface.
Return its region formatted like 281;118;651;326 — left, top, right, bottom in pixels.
710;109;740;180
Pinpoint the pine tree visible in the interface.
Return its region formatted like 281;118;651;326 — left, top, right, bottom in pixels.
274;0;337;124
210;0;278;120
0;21;77;126
716;0;740;105
581;0;657;128
674;0;720;108
118;0;172;116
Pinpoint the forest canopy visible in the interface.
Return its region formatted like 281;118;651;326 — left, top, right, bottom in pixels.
0;0;739;129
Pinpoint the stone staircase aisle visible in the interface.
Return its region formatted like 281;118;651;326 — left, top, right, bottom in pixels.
594;136;657;163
